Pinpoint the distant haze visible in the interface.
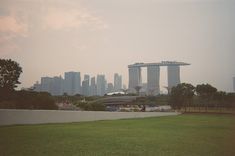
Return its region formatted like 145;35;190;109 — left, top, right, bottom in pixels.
0;0;235;92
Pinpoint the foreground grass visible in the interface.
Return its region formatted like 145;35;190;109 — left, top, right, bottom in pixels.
0;114;235;156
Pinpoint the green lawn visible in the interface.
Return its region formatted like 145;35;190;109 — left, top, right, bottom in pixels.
0;114;235;156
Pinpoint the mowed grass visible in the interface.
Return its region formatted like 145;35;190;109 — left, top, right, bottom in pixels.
0;114;235;156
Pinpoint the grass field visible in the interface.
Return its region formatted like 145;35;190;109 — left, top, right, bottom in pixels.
0;114;235;156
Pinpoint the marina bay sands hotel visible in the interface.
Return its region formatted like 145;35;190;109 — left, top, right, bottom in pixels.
128;61;190;94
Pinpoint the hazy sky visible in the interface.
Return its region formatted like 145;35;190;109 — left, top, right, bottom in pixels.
0;0;235;92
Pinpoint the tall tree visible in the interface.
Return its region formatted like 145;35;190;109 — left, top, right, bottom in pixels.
170;83;195;111
0;59;22;92
195;84;217;111
213;91;226;111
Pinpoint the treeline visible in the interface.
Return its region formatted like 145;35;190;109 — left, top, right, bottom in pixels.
170;83;235;112
0;90;58;110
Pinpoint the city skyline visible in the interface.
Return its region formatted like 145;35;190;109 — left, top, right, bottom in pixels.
33;71;123;96
1;0;235;92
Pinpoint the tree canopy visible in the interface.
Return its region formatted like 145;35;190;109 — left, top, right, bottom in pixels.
0;59;22;91
195;84;217;99
170;83;195;110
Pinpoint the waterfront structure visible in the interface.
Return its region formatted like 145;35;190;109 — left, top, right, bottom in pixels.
128;61;190;94
114;73;122;92
64;72;81;95
97;74;106;96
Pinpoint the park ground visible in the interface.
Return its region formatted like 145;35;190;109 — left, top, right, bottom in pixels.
0;114;235;156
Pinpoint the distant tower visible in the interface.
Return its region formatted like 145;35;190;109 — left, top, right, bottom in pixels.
107;83;114;93
41;77;53;93
82;74;90;96
167;65;180;89
114;73;122;92
51;76;64;96
147;66;160;95
90;77;97;96
64;72;81;95
128;66;142;92
97;74;106;96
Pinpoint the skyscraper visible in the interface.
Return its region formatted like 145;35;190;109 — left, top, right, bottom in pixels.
114;73;122;92
90;76;97;96
167;65;180;89
51;76;64;96
107;83;114;93
97;74;106;96
40;77;53;93
147;66;160;95
82;74;90;96
128;67;142;92
34;76;63;95
64;72;81;95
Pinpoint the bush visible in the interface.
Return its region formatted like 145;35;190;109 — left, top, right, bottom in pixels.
0;91;58;110
78;102;105;111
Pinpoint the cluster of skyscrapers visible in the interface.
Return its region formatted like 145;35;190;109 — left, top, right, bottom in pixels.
33;72;122;96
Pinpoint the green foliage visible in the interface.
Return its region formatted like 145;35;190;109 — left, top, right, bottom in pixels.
78;101;105;111
170;83;195;110
0;59;22;91
196;84;217;99
195;84;218;111
0;91;58;110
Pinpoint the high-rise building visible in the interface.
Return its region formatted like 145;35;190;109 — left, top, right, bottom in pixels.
90;77;97;96
147;66;160;95
82;74;90;96
128;67;142;92
107;83;114;93
114;73;122;92
167;65;180;89
64;72;81;95
34;76;63;95
128;62;189;94
40;77;53;93
97;74;106;96
51;76;64;96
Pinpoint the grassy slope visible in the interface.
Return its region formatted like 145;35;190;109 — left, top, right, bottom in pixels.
0;114;235;156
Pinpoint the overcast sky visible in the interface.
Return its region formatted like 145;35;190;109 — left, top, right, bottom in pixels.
0;0;235;92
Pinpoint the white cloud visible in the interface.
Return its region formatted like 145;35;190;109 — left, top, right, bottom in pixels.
0;15;28;55
42;7;108;31
0;15;28;35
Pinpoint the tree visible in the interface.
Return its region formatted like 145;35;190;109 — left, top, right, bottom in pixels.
0;59;22;92
213;91;226;111
170;83;195;111
195;84;217;111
